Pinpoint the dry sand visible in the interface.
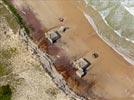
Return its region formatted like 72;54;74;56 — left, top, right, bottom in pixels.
10;0;134;99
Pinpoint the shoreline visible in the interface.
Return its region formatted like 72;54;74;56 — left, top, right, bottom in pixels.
3;0;134;99
83;12;134;65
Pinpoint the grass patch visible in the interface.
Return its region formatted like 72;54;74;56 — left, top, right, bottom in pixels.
0;47;17;76
0;62;11;76
0;85;12;100
2;0;30;34
5;14;19;33
0;6;9;15
0;47;17;59
7;18;19;33
0;3;19;33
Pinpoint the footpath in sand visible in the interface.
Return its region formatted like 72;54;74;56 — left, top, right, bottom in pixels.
11;0;134;100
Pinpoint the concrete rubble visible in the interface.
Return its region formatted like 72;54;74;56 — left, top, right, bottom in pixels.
19;29;87;100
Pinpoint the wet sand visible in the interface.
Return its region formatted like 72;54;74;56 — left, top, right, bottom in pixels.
11;0;134;99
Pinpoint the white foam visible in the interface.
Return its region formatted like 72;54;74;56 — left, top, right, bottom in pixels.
83;12;134;65
122;3;134;16
84;12;98;33
99;10;134;44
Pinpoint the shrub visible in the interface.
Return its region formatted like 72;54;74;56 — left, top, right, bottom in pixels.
2;0;29;34
0;85;12;100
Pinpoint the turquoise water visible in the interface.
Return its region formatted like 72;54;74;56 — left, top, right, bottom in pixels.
84;0;134;64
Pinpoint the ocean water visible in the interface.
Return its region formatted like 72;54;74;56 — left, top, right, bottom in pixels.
84;0;134;65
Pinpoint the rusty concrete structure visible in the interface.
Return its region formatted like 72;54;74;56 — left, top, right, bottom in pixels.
6;0;134;100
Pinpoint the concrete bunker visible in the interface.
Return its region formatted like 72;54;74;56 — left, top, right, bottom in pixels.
45;26;68;44
47;31;61;43
73;58;91;77
73;52;99;77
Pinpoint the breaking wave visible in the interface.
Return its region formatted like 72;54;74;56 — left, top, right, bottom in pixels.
84;0;134;65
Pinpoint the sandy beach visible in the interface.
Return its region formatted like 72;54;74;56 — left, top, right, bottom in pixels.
10;0;134;99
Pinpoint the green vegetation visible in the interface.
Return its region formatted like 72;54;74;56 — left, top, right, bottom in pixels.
0;48;16;99
2;0;29;34
0;47;17;76
0;3;18;33
0;47;17;59
0;3;21;99
0;5;9;15
5;14;19;33
0;62;10;76
0;85;12;100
